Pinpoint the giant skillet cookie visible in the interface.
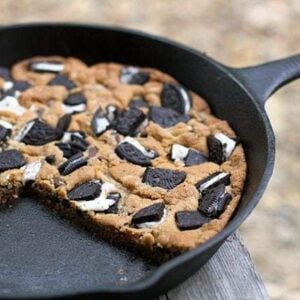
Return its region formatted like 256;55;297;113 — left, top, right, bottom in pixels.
0;56;246;261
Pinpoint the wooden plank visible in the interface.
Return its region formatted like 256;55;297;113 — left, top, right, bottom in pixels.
160;233;269;300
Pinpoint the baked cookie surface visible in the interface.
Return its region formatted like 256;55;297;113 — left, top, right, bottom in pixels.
0;57;246;261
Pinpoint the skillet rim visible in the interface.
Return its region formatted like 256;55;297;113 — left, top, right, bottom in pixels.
0;22;275;298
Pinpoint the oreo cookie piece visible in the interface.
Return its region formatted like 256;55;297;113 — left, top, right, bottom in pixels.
115;141;152;166
0;125;12;142
57;113;72;132
149;107;190;128
207;133;237;164
170;144;207;166
131;202;165;226
185;149;207;166
129;97;149;109
143;167;186;189
195;172;230;194
61;131;86;143
63;92;87;106
120;67;150;85
114;107;146;136
91;106;118;137
105;192;121;214
56;133;89;158
16;119;62;145
175;211;210;230
28;60;63;73
58;152;88;175
171;144;189;162
67;180;102;200
48;74;77;90
198;184;232;218
214;133;237;158
161;83;191;114
207;135;224;164
5;80;32;98
121;137;157;159
70;134;89;150
0;66;12;81
0;149;26;172
0;66;13;81
55;142;74;158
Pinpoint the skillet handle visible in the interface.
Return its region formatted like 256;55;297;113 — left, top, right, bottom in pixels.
228;54;300;106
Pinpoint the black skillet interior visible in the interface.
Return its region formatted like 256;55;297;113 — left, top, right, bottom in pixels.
0;24;299;300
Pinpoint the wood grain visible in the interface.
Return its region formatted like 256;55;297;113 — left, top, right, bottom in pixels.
159;233;269;300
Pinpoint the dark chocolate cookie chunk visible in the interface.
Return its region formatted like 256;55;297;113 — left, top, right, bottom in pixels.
28;60;63;73
161;83;191;114
68;180;102;200
129;97;149;109
132;202;165;225
48;74;77;90
57;113;72;132
185;149;208;166
114;107;146;136
63;92;87;106
45;155;56;164
0;66;12;81
0;125;11;142
115;141;152;166
0;149;26;172
149;107;190;128
120;67;150;85
195;172;230;193
198;184;232;217
175;211;210;230
58;153;88;176
143;167;186;189
17;119;62;146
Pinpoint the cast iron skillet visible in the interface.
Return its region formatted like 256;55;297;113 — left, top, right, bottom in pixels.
0;23;299;300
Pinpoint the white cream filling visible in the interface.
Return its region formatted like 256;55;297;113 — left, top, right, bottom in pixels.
171;144;189;162
61;132;73;143
136;118;148;134
198;172;229;192
62;103;86;114
0;96;26;116
214;133;236;159
106;105;117;122
3;81;13;91
121;136;156;158
31;62;64;73
120;67;139;84
15;90;21;99
94;117;110;135
14;120;35;141
180;87;191;114
0;120;13;129
136;208;167;229
21;160;42;183
75;182;119;212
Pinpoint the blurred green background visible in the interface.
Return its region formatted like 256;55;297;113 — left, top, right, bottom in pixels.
0;1;299;299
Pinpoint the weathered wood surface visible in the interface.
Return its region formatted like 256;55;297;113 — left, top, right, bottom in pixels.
159;233;269;300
